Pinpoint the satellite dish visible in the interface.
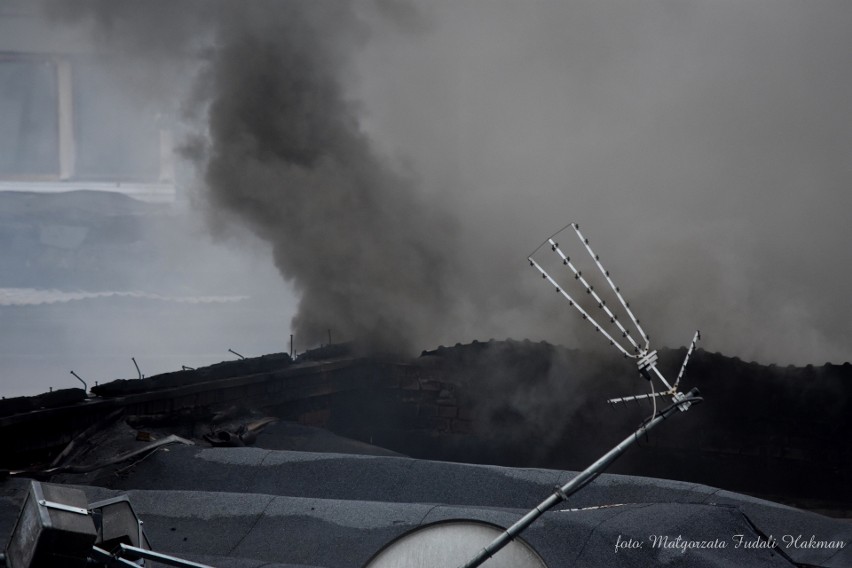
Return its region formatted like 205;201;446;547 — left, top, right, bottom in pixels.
363;519;548;568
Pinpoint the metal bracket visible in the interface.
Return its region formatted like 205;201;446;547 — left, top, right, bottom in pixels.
636;350;658;381
38;499;89;515
671;390;692;412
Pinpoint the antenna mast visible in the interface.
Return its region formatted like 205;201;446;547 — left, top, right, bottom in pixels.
528;222;700;410
459;221;704;568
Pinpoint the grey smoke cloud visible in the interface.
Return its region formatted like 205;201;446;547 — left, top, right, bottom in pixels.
37;0;852;364
41;0;471;353
352;0;852;363
194;2;469;353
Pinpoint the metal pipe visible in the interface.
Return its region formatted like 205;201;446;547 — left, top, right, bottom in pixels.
117;544;215;568
70;370;87;393
458;388;702;568
89;546;141;568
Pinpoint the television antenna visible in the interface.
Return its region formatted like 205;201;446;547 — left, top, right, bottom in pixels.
458;222;703;568
527;222;700;411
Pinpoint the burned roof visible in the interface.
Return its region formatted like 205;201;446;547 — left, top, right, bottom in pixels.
0;341;850;566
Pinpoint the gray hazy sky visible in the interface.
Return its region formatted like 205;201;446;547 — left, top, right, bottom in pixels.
11;0;852;371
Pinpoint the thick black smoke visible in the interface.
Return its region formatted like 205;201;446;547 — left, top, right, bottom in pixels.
198;4;463;352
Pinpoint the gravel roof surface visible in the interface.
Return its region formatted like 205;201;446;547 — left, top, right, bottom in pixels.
3;438;848;568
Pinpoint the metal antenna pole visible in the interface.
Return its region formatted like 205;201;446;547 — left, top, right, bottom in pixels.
458;389;702;568
482;221;707;568
70;370;87;393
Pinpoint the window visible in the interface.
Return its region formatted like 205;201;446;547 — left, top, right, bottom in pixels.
0;52;173;192
0;54;59;177
72;60;162;182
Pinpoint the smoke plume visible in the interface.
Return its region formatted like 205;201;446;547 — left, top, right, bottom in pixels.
40;0;471;354
196;4;464;353
36;0;852;364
